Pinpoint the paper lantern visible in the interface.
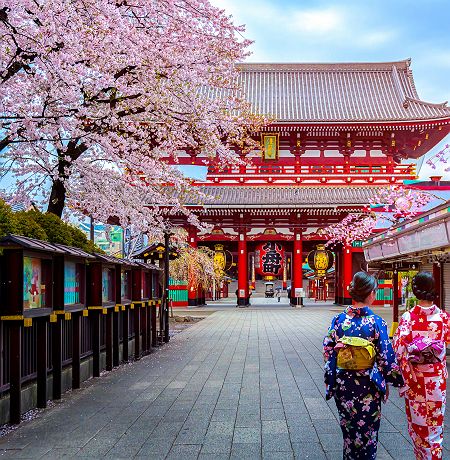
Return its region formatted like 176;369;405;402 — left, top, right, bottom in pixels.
307;244;334;278
255;242;285;278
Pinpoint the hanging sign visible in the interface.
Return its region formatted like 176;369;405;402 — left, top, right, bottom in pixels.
261;133;279;160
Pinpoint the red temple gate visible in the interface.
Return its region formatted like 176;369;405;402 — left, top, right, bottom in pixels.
162;60;450;306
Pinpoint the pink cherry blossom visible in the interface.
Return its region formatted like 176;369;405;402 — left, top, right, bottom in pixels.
1;0;265;239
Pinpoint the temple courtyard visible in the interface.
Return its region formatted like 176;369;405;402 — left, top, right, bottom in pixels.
0;301;448;459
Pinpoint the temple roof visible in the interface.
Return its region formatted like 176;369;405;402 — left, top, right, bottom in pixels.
231;60;450;123
192;186;380;207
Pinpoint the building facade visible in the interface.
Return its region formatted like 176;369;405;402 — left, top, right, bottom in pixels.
167;60;450;306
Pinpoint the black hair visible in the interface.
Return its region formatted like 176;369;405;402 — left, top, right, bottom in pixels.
349;271;378;303
412;271;436;301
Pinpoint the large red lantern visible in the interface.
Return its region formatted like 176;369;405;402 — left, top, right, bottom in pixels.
255;242;285;279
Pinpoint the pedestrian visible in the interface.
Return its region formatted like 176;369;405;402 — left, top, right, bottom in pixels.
323;271;403;460
276;287;281;303
393;271;450;460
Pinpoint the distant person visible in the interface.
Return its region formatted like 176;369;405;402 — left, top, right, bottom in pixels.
276;287;281;303
323;271;403;459
393;272;450;459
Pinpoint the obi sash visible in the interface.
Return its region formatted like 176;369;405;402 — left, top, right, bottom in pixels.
406;337;446;364
336;336;376;370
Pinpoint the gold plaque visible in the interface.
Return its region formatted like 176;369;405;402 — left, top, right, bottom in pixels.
261;134;279;160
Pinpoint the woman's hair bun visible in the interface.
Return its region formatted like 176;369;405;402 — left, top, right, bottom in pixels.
349;271;378;303
412;272;436;301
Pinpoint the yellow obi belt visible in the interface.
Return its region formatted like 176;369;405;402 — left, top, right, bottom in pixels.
336;336;376;370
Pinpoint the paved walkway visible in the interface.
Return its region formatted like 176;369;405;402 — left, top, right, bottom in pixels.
0;306;449;459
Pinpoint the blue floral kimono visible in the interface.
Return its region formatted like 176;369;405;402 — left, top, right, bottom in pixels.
323;306;403;460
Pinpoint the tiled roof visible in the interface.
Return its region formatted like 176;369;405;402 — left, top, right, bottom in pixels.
195;186;380;206
229;60;450;122
0;234;95;258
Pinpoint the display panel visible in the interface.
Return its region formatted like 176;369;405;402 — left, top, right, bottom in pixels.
64;261;81;305
121;269;131;300
23;257;43;309
102;267;115;302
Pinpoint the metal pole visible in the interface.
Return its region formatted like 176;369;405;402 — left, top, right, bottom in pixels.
90;216;95;242
164;231;170;343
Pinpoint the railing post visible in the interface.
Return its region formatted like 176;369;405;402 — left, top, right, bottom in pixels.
147;302;152;352
134;304;141;359
72;312;81;390
141;303;148;355
113;307;120;367
9;322;22;424
122;306;129;362
151;302;157;348
36;318;48;408
92;311;101;377
52;315;62;399
105;309;113;371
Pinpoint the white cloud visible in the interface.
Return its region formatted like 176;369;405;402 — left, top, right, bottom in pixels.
291;7;345;35
211;0;398;61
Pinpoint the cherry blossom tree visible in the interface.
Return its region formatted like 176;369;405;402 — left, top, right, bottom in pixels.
169;245;222;291
0;0;264;238
370;185;433;220
324;185;437;247
425;144;450;171
325;213;377;248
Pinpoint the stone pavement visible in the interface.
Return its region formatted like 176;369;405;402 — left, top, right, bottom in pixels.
0;306;449;459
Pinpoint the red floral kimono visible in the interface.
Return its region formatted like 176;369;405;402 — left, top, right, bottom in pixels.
393;305;450;460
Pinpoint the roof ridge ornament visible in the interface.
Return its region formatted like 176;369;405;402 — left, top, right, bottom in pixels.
391;65;408;109
404;96;449;110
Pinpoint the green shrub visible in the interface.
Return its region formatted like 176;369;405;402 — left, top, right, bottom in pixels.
0;199;16;237
26;210;75;246
13;211;48;240
0;200;102;253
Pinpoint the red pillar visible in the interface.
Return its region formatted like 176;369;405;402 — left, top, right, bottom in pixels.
392;270;399;324
290;230;303;306
187;227;198;307
334;250;341;304
343;244;353;305
237;231;249;307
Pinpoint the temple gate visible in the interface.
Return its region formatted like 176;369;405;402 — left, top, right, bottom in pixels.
164;60;450;306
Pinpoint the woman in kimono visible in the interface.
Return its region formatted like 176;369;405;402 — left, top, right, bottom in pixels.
393;272;450;460
323;271;403;460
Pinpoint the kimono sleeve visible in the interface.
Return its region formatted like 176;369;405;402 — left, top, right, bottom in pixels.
375;317;403;387
444;311;450;343
392;313;411;374
323;315;339;362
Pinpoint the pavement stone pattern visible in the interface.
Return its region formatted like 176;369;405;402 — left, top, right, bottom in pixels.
0;305;449;459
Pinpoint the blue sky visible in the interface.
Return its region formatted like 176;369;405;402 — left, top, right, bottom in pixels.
207;0;450;180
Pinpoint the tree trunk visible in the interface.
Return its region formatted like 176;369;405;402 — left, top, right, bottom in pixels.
46;141;86;217
47;178;66;217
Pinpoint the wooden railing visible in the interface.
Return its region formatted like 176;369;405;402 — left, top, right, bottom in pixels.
205;164;416;184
